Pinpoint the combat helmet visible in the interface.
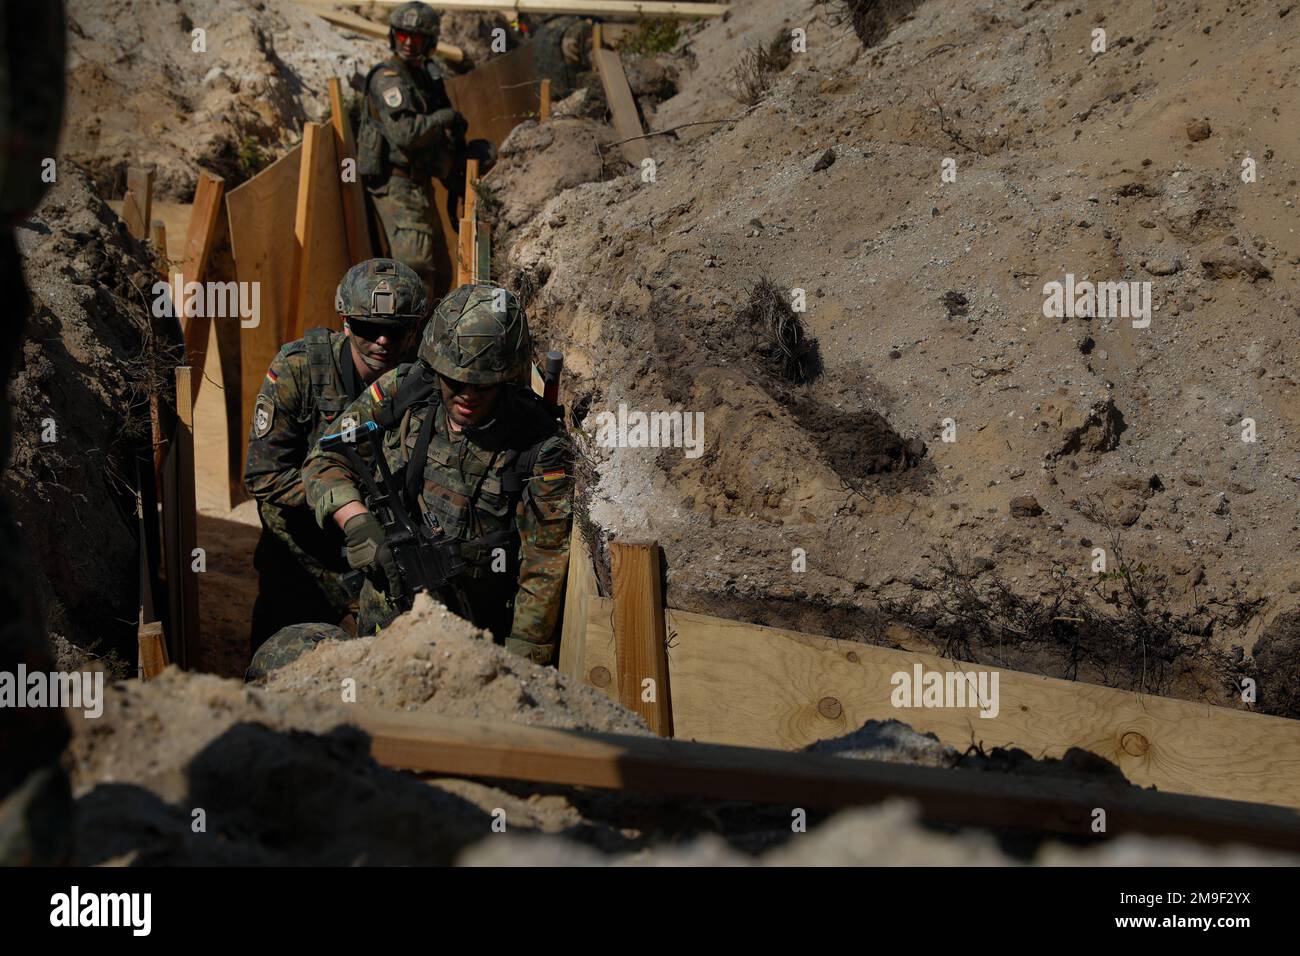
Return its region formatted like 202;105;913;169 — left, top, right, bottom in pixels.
419;283;531;385
245;623;350;683
335;258;429;328
388;1;441;51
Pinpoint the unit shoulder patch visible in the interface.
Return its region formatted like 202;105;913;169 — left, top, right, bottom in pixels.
253;394;275;438
382;85;404;109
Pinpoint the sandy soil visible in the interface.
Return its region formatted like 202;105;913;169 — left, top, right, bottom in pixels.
64;0;375;201
497;0;1300;708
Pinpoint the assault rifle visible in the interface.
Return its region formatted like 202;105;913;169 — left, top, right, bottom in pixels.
320;420;474;628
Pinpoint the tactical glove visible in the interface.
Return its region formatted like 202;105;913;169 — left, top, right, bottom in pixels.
343;512;401;595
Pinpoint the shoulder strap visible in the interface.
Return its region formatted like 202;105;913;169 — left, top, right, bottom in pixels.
375;362;439;430
304;328;334;387
404;402;438;509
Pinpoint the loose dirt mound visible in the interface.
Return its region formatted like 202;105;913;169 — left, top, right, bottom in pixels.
261;593;650;735
12;164;172;667
501;0;1300;702
67;669;505;864
487;118;615;239
458;798;1298;867
65;0;374;200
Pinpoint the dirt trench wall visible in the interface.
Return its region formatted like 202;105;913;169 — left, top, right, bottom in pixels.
11;164;167;666
498;0;1300;704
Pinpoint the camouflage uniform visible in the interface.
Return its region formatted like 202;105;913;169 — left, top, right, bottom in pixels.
245;622;350;682
244;258;428;655
358;3;463;293
531;16;593;100
303;285;572;664
0;0;73;865
244;329;366;652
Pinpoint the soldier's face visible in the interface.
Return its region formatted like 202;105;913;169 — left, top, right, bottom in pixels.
346;319;410;378
439;374;501;428
394;29;434;61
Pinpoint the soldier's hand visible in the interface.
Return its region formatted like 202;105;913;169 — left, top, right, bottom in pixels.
343;512;384;570
343;512;402;596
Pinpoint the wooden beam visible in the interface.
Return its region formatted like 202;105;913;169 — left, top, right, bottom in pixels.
122;166;153;240
610;540;672;736
539;78;551;121
592;21;603;52
585;598;1300;811
177;172;226;401
593;48;650;166
303;5;466;61
296;0;730;19
329;77;373;265
352;708;1300;852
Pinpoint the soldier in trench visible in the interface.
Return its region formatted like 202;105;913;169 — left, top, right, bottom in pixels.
243;259;428;657
302;284;572;665
357;1;494;299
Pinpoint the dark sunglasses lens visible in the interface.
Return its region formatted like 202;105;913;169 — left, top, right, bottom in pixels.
350;320;393;340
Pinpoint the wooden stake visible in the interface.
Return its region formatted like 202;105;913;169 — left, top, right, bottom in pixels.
178;171;226;401
149;219;167;265
610;539;672;736
463;158;479;223
457;217;478;287
329;77;373;265
594;48;650;166
474;219;490;283
170;365;200;669
138;620;168;679
592;21;602;51
122;166;154;240
539;78;551;120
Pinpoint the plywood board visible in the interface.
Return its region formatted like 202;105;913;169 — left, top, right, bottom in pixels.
288;122;351;341
446;43;539;148
585;598;1300;811
227;144;302;480
329;77;373;266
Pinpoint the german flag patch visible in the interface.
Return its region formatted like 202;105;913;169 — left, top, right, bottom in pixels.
539;469;566;483
369;381;385;404
265;368;278;385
